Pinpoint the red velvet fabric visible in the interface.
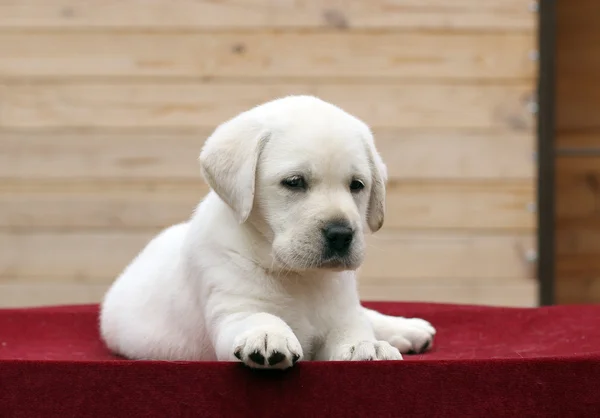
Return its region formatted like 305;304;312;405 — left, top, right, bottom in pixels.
1;302;599;417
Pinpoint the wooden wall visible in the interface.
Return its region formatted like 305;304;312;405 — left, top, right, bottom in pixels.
556;0;600;304
0;1;539;307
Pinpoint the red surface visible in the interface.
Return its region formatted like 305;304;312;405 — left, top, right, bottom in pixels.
1;302;600;417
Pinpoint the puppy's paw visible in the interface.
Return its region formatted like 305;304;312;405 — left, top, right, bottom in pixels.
233;327;303;370
331;340;403;361
379;317;436;354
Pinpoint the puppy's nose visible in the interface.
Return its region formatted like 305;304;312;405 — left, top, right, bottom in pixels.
323;222;354;255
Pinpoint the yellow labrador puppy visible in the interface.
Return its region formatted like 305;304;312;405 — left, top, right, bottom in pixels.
100;96;435;369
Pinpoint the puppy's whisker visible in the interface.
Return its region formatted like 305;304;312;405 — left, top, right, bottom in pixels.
366;240;385;252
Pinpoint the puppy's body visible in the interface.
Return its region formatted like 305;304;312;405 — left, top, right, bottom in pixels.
100;96;435;368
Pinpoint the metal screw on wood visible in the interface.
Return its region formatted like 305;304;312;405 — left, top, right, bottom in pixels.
525;249;538;263
526;202;537;212
528;50;539;61
528;2;539;12
527;101;539;114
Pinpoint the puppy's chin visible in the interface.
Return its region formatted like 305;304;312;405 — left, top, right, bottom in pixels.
272;249;363;273
318;255;362;272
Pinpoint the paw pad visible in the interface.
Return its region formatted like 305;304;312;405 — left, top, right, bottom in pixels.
267;351;286;366
248;350;266;366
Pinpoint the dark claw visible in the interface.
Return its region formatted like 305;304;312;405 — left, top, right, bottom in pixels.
268;351;286;366
234;349;242;360
420;340;431;353
249;350;266;365
292;353;300;364
407;350;416;355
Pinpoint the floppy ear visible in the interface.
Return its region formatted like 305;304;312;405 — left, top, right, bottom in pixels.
365;138;388;233
199;112;270;223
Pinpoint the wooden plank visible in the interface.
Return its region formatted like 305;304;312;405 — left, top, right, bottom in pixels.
359;278;538;307
558;0;599;31
386;132;535;180
0;180;535;231
386;181;535;230
556;156;600;229
557;78;600;131
0;131;536;181
0;279;538;308
557;29;600;79
0;183;204;231
556;132;600;149
556;226;600;258
556;156;600;232
556;157;600;281
0;283;109;308
556;1;600;135
556;277;600;305
0;83;536;130
555;0;600;305
0;231;536;283
556;226;600;279
557;246;600;282
0;32;536;81
362;232;536;280
0;132;210;181
0;0;536;31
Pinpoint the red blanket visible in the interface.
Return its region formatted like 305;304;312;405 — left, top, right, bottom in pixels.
1;302;599;417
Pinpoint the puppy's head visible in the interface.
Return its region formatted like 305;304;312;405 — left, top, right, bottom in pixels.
199;95;387;272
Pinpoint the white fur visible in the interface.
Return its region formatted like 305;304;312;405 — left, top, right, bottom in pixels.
100;96;435;369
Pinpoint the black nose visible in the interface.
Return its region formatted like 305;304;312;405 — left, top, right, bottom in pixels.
323;222;354;255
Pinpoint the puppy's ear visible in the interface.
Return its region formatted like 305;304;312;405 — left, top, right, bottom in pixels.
199;112;270;223
365;137;388;233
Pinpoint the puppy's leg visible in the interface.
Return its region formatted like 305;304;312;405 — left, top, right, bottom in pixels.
362;307;436;354
214;312;303;370
318;309;402;361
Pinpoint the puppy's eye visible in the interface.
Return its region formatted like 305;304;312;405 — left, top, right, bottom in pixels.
281;176;306;190
349;179;365;193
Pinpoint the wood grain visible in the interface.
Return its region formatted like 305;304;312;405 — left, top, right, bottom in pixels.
386;181;534;230
0;180;535;231
556;157;600;281
0;283;109;308
556;157;600;230
557;78;600;131
0;0;540;309
0;231;536;283
0;131;536;181
0;0;536;31
359;278;537;307
555;0;600;304
0;32;536;81
558;0;599;32
557;28;600;79
556;277;600;305
556;132;600;149
0;279;538;308
363;232;535;280
556;1;600;131
0;83;536;130
557;251;600;282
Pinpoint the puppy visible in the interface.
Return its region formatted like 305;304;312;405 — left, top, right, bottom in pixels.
100;95;435;369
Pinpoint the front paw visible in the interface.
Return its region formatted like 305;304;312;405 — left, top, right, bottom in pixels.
380;317;436;354
233;327;303;370
331;340;403;361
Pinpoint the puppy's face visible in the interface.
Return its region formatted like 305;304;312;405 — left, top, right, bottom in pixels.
253;121;375;272
200;96;387;273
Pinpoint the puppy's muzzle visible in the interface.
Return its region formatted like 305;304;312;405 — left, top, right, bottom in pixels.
322;221;354;257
